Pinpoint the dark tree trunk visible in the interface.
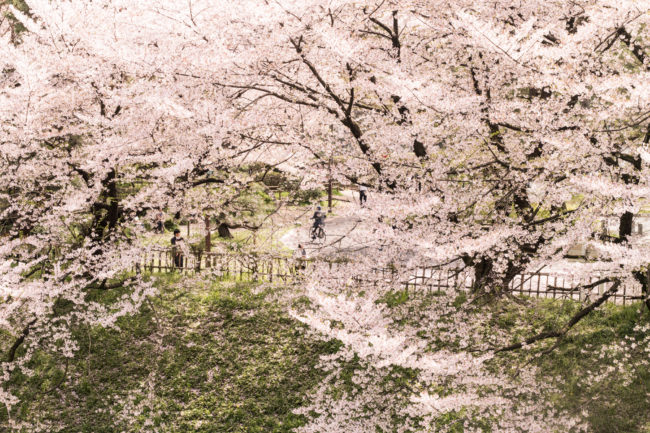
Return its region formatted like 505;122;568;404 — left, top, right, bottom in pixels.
633;268;650;312
501;262;523;294
618;211;634;242
328;159;333;214
217;222;233;238
464;253;527;299
469;257;494;294
645;268;650;312
89;168;120;242
106;171;119;230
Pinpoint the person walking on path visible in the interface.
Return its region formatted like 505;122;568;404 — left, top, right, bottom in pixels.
359;185;368;206
297;243;307;259
171;228;184;268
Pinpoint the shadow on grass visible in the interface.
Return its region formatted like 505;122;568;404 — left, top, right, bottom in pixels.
1;275;340;432
491;299;650;433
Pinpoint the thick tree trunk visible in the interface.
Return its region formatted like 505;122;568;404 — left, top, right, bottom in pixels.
464;254;527;300
217;222;233;238
106;170;119;231
328;159;333;214
634;267;650;312
470;257;494;294
89;169;120;242
501;263;524;295
645;270;650;312
618;211;634;242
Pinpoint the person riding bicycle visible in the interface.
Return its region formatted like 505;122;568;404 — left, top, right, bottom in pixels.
310;206;326;238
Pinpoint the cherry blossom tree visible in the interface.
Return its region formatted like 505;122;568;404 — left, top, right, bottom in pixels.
210;2;650;426
0;0;284;412
218;0;650;298
1;0;649;430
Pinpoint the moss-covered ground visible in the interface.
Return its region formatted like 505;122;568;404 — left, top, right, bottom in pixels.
489;299;650;433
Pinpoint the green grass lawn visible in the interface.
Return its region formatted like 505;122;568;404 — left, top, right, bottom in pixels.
487;299;650;433
378;288;650;432
3;273;648;433
1;275;340;432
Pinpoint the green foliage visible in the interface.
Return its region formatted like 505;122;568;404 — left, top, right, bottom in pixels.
2;1;30;43
327;353;364;399
491;299;650;433
380;365;418;394
452;292;467;308
0;278;339;432
291;189;322;205
379;289;410;307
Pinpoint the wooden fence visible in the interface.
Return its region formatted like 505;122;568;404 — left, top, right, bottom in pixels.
402;267;644;305
138;248;302;283
137;248;646;305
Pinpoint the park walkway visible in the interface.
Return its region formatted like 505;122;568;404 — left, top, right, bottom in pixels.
137;189;646;305
278;190;377;257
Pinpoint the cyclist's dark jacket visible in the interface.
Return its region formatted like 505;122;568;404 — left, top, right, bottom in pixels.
312;211;325;226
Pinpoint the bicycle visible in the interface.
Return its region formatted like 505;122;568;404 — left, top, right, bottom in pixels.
310;225;326;242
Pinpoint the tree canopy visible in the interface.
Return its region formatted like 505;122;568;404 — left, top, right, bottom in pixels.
1;0;649;428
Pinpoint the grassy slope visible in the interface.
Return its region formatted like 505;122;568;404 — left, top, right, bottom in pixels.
378;288;650;432
3;275;649;432
1;275;339;432
487;299;650;433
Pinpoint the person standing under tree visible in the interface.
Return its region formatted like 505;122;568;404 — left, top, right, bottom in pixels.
156;210;165;233
296;243;307;270
359;184;368;206
171;228;184;268
297;243;307;259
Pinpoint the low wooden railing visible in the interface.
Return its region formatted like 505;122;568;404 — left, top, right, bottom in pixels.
136;248;646;305
137;248;302;282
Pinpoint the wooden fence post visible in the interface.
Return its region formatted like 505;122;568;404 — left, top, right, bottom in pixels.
269;261;273;283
